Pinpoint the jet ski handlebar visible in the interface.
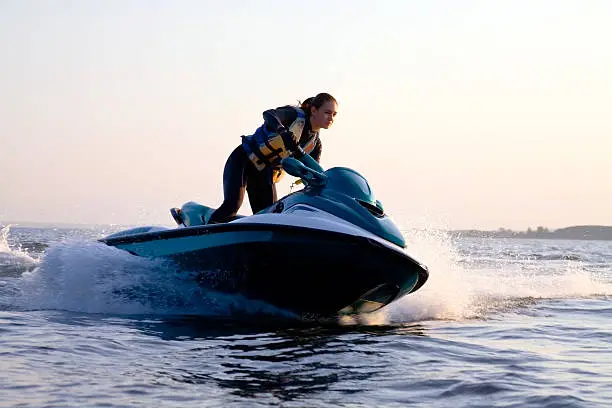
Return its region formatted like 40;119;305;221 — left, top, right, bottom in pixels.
281;157;328;187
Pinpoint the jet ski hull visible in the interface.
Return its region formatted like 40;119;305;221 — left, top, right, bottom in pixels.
101;223;428;317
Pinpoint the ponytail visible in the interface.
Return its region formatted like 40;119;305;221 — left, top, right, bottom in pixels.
299;97;314;115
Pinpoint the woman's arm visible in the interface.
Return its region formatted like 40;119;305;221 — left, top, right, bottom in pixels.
262;106;298;132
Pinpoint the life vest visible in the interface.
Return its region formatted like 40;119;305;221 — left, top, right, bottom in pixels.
269;132;319;183
242;107;318;172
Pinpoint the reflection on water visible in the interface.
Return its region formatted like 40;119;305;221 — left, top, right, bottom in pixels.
126;316;427;401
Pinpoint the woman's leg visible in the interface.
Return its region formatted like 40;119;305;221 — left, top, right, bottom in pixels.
246;167;277;214
207;146;249;224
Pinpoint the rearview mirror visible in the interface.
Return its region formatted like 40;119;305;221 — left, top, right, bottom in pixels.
281;157;307;178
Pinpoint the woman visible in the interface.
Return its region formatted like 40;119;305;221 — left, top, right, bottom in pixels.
207;92;338;224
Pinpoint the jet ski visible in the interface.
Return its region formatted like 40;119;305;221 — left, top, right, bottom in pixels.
101;156;428;317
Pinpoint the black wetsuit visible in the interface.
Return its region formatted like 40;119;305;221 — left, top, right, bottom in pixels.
207;106;322;224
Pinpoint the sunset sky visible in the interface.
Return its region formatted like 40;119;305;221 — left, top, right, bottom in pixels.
1;0;610;230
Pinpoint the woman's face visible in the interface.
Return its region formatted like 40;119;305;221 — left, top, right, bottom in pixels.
310;101;338;131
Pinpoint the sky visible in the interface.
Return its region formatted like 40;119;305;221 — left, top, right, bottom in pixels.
1;0;611;230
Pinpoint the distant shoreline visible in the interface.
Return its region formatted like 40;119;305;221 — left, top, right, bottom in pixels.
449;225;612;241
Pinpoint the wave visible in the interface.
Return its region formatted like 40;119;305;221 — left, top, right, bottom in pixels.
2;239;295;318
2;225;610;325
0;225;39;277
382;229;612;324
16;241;49;254
500;251;584;261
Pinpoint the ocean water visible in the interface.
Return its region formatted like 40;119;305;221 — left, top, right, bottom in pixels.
1;223;611;407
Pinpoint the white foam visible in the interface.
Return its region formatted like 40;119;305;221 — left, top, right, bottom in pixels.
1;225;37;262
382;229;612;324
386;229;474;322
13;239;293;317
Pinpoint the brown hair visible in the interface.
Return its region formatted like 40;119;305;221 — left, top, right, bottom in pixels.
299;92;337;116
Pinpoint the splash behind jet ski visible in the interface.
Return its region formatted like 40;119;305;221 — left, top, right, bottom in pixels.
101;156;428;317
